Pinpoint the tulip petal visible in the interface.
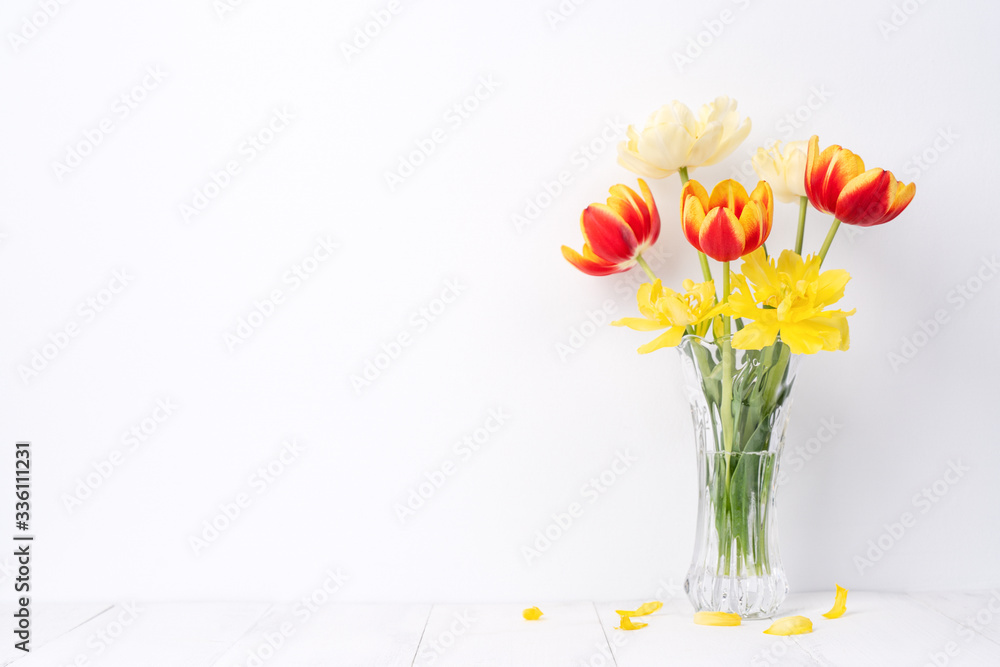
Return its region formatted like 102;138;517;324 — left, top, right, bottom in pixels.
834;168;894;226
616;601;663;617
763;616;813;636
561;245;624;276
607;194;648;244
704;116;751;167
709;179;749;217
806;136;865;214
685;120;725;167
699;207;745;262
580;205;638;263
748;180;774;242
617;615;647;631
681;180;710;251
636;179;661;245
822;584;849;619
738;201;765;254
522;606;543;620
638;123;692;173
618;140;671;179
884;180;916;222
693;612;741;626
637;326;685;354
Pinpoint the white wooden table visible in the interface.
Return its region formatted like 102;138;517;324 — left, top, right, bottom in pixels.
5;591;1000;666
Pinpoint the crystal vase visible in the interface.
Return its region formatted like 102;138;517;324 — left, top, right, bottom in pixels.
678;334;799;618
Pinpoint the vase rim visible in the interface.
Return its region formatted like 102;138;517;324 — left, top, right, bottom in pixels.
679;333;790;351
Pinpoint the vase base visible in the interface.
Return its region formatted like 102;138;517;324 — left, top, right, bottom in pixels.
684;569;788;619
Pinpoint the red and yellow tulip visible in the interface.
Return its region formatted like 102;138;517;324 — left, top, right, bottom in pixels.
680;179;773;262
561;179;660;276
805;135;915;227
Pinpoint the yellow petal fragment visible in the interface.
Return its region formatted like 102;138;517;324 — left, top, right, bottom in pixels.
822;584;849;619
694;611;741;626
617;614;647;631
763;615;813;636
615;601;663;617
522;606;543;621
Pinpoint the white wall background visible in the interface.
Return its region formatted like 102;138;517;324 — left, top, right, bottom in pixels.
2;0;998;603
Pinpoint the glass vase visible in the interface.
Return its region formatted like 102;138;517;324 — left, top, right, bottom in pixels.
678;334;799;618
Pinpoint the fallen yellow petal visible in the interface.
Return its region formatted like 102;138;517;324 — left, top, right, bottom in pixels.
822;584;849;619
617;615;647;631
615;601;663;617
693;611;741;626
763;616;813;636
522;607;543;620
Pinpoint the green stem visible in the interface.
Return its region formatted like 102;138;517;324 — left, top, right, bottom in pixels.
817;218;841;267
720;262;734;484
635;254;657;282
794;196;808;255
679;166;716;288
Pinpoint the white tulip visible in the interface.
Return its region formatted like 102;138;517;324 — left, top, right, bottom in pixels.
617;96;752;179
751;140;808;203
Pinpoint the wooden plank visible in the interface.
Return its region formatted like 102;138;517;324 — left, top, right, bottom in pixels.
0;602;111;666
208;602;431;667
910;590;1000;646
596;597;821;666
9;602;268;666
412;602;611;667
786;591;1000;666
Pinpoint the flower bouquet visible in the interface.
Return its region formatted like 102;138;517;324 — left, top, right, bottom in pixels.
562;97;915;617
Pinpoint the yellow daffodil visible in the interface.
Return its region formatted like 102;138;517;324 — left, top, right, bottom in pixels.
823;584;849;619
727;248;855;355
522;607;543;620
763;616;813;636
618;615;648;630
616;601;662;617
612;279;723;353
693;611;741;626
